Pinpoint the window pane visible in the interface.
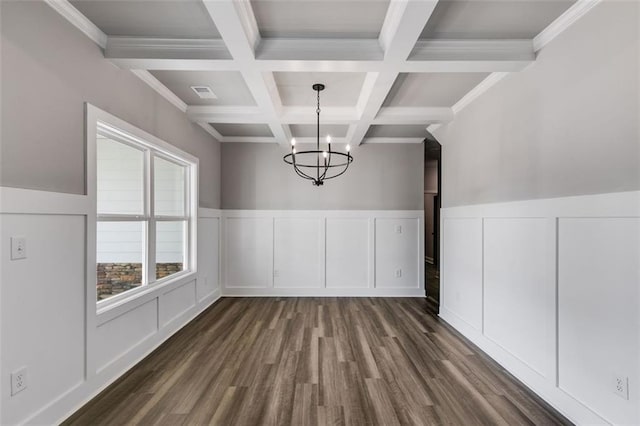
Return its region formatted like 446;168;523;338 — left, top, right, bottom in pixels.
97;221;145;301
154;156;185;216
156;221;186;280
97;135;144;215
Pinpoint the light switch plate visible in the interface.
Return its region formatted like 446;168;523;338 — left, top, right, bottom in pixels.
11;236;27;260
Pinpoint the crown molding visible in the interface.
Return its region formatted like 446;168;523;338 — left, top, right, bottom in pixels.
130;70;187;113
533;0;603;52
43;0;107;48
197;122;223;142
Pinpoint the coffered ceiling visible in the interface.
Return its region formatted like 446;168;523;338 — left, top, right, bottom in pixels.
62;0;578;146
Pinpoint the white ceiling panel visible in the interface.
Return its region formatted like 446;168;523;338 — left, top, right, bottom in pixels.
291;124;349;138
365;125;430;139
211;123;274;137
70;0;220;39
383;72;490;107
150;71;256;106
420;0;576;40
251;0;390;39
275;72;367;106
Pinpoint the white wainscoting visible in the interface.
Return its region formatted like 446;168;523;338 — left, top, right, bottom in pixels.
0;187;222;425
440;191;640;426
222;210;424;297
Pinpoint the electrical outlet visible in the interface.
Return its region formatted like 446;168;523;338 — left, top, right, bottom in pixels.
395;225;402;234
395;268;402;278
614;375;629;400
10;236;27;260
11;367;27;396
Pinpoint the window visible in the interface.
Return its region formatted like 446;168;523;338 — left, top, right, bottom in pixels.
90;107;197;306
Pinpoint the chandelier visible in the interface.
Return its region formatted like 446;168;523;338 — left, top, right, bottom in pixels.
283;83;353;186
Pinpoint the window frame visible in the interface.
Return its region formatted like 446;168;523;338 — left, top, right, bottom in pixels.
87;104;199;315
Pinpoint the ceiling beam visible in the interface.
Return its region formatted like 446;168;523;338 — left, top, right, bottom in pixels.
364;137;425;144
410;39;534;62
106;37;230;61
105;37;532;73
202;0;292;148
348;0;440;146
187;105;451;126
373;107;453;125
256;39;383;61
187;106;267;123
45;0;599;148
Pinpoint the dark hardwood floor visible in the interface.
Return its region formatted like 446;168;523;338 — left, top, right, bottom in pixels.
64;298;570;425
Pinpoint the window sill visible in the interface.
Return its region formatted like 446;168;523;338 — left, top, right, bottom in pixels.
96;270;197;326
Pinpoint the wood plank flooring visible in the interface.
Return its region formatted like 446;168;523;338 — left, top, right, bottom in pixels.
64;298;570;426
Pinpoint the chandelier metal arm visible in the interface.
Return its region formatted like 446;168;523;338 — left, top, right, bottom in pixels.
283;83;353;186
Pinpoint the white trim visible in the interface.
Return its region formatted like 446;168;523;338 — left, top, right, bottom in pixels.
43;0;107;48
439;190;640;425
373;107;454;125
86;104;199;312
220;136;277;144
439;307;608;425
0;186;90;215
222;209;424;297
106;37;230;61
40;291;222;426
224;288;425;297
427;72;509;135
198;207;223;218
45;0;602;147
442;190;640;219
533;0;604;52
451;72;510;115
429;0;603;135
131;70;187;113
410;39;534;62
349;1;439;146
223;209;423;218
96;271;197;326
197;122;223;141
1;185;223;425
363;137;425;144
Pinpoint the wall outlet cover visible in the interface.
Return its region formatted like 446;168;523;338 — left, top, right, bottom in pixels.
11;367;28;396
614;375;629;400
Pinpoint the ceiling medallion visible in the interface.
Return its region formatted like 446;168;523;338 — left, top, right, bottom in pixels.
283;83;353;186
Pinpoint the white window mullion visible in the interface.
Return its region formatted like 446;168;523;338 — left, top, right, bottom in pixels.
146;150;156;285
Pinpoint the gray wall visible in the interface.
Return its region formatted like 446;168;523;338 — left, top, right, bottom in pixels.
433;1;639;208
222;143;423;210
0;1;221;208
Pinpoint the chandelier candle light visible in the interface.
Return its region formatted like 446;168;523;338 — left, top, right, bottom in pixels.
283;83;353;186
